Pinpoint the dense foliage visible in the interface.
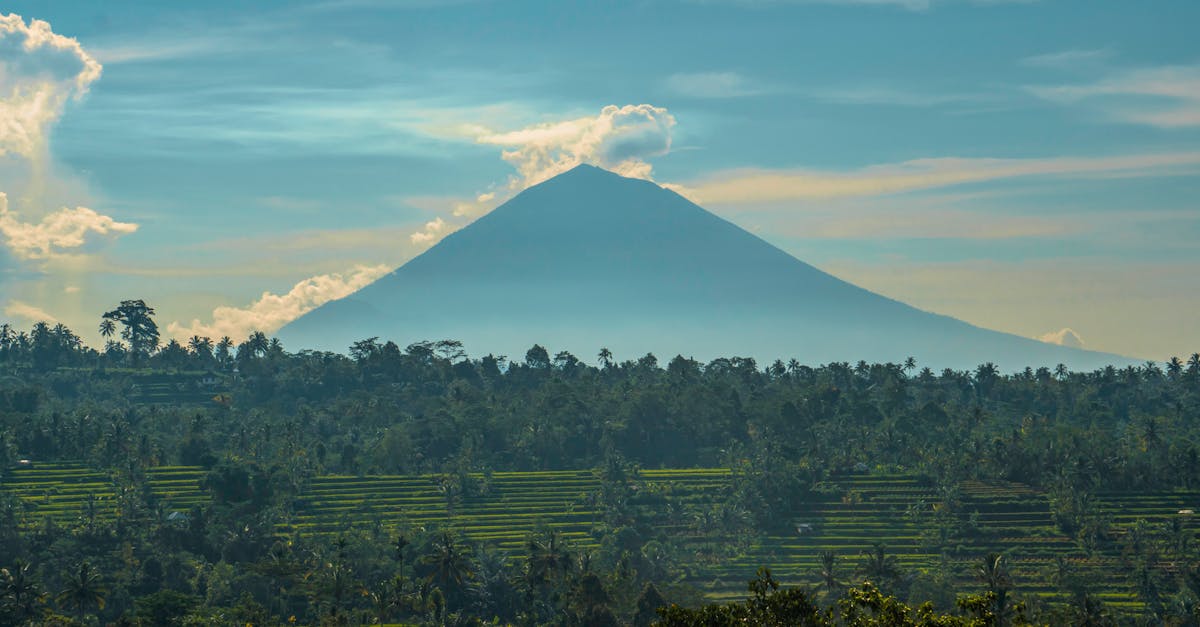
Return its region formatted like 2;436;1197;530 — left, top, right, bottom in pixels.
1;311;1199;625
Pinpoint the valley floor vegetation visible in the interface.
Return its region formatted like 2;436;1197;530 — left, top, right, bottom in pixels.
1;302;1200;625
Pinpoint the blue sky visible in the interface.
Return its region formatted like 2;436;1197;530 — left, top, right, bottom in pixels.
0;0;1197;360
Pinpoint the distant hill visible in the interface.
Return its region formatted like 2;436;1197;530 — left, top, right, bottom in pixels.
279;165;1132;370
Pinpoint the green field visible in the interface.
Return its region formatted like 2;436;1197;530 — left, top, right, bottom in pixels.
5;463;1196;610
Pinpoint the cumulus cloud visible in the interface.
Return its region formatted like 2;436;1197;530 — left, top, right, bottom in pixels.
404;104;677;246
0;192;138;261
167;264;390;340
476;104;676;189
0;13;102;158
1038;327;1085;348
410;217;447;244
3;299;58;324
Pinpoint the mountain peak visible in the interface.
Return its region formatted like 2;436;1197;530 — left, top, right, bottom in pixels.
534;163;637;189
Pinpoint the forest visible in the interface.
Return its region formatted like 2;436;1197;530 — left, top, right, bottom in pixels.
1;300;1199;625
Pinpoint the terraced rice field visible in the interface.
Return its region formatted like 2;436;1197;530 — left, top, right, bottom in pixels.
0;462;118;527
146;466;209;512
285;468;731;553
702;475;1200;609
5;463;1197;610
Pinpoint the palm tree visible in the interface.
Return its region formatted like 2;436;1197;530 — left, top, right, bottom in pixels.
57;561;106;623
856;544;901;592
525;529;574;601
187;335;213;360
598;347;613;369
1;560;45;622
421;531;472;603
1166;357;1183;380
976;553;1012;626
98;319;116;341
817;550;840;598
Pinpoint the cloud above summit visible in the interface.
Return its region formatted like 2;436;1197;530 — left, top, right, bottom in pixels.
476;104;677;189
0;13;102;158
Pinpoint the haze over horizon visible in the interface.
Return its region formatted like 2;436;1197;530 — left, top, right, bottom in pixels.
1;1;1198;362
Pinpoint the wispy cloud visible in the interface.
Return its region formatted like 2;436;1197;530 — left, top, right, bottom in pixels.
167;264;391;340
664;72;761;99
806;84;984;108
1021;48;1113;70
1029;64;1200;128
693;0;1039;11
674;152;1200;204
3;300;58;324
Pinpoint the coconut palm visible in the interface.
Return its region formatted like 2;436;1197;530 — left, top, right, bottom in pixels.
856;544;901;592
421;531;472;603
976;553;1012;625
817;550;840;598
57;561;106;623
0;560;45;623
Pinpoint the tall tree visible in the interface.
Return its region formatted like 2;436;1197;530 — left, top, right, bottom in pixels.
57;561;107;623
101;300;160;360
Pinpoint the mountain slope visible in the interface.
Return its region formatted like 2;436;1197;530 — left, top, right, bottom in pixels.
279;165;1130;370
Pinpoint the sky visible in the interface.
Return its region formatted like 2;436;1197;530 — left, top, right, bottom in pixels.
0;0;1197;361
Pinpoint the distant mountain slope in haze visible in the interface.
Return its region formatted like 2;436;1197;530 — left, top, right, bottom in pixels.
279;165;1131;370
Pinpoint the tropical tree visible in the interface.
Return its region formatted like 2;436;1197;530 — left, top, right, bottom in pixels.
187;335;214;361
421;531;473;607
976;553;1013;626
98;318;116;341
101;300;160;360
1166;357;1184;380
0;560;45;624
817;550;841;600
56;561;107;623
856;544;902;593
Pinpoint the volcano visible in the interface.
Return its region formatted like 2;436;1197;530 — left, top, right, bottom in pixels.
279;165;1129;370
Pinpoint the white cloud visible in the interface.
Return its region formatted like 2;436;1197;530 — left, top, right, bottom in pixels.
410;217;447;244
166;264;391;340
476;103;677;189
63;285;79;293
3;300;58;324
0;192;138;261
404;104;677;245
674;152;1200;204
1029;64;1200;128
0;13;102;158
665;72;759;99
1038;327;1085;348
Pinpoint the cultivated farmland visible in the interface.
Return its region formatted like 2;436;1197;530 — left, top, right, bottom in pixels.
4;463;1196;611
